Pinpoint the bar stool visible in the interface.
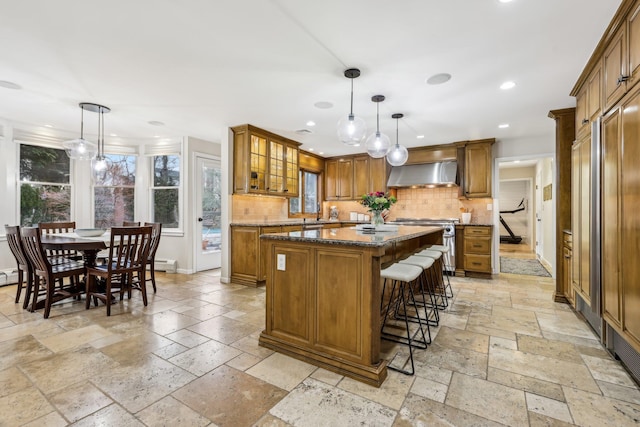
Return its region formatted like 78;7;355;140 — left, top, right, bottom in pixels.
397;255;440;329
414;249;449;308
380;263;428;375
428;244;453;297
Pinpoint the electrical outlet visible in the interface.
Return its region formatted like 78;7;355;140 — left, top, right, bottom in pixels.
277;254;286;271
487;203;493;211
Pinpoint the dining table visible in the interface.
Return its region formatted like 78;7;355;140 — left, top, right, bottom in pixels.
40;232;111;268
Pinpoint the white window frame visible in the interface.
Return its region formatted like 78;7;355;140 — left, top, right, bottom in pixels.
150;154;183;234
93;153;137;228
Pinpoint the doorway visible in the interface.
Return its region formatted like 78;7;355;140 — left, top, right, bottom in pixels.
195;156;222;271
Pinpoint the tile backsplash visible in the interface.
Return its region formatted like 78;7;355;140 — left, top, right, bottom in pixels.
233;189;494;224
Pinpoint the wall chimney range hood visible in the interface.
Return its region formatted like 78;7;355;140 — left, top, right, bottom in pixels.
387;161;458;188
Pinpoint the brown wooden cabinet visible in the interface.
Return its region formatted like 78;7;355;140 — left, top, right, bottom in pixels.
562;231;574;307
462;225;492;277
232;124;300;197
325;158;353;200
353;155;388;198
576;66;602;137
463;141;493;198
230;225;284;286
571;133;591;304
601;84;640;350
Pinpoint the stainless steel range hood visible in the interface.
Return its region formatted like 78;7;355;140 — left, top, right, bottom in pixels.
387;161;458;188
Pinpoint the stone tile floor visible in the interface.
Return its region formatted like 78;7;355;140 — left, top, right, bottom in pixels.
1;270;639;426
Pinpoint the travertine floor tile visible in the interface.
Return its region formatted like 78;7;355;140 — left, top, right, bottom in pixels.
70;403;145;427
395;392;505;427
488;346;601;393
338;370;414;410
0;366;33;397
526;392;573;423
414;342;488;379
433;325;490;353
597;380;640;405
487;367;566;402
169;339;242;376
410;376;448;403
0;334;53;368
188;315;261;344
173;365;287;426
270;378;396;427
581;354;637;387
517;334;584;363
135;396;211;427
309;368;343;386
48;381;112;422
21;411;69;427
92;353;196;413
246;352;317;391
564;386;640;427
165;328;210;348
0;387;54;426
445;372;528;426
38;324;114;352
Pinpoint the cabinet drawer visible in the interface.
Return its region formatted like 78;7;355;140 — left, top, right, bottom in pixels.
464;254;491;272
464;226;491;236
464;237;491;254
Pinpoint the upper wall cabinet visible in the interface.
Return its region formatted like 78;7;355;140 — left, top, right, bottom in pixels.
325;157;354;200
325;154;389;201
463;140;494;198
232;124;301;197
576;65;602;137
602;3;640;112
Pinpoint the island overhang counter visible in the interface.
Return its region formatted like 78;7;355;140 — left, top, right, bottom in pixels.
258;225;442;387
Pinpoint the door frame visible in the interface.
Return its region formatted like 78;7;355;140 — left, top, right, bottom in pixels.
193;152;222;272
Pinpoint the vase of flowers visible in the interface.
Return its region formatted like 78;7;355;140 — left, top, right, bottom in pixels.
359;191;397;227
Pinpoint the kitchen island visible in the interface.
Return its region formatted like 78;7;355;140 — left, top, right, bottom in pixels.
258;225;442;387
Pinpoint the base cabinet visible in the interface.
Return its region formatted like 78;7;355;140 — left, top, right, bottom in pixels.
562;231;574;307
462;225;492;278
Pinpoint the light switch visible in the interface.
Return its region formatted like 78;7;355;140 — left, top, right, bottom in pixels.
277;254;286;271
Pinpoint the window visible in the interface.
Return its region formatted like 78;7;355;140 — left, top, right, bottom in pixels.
289;170;321;217
94;154;136;228
152;155;180;228
19;144;71;226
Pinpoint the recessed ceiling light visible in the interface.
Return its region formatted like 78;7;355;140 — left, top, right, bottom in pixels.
0;80;22;90
416;135;425;139
306;120;316;127
500;81;516;90
308;148;315;152
314;101;333;109
514;160;521;163
499;123;510;128
318;151;324;155
426;73;452;85
110;133;118;137
148;120;165;126
44;124;53;128
498;0;514;3
154;135;160;138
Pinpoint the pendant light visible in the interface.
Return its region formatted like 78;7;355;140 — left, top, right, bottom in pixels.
365;95;391;158
62;103;98;160
386;113;409;166
90;104;110;179
337;68;367;146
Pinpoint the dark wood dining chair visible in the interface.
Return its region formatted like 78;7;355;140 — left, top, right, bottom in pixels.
21;227;86;318
143;222;162;293
5;225;35;310
39;221;81;262
122;221;140;226
85;226;152;316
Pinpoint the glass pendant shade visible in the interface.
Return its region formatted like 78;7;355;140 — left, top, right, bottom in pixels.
337;114;367;145
365;131;391;158
63;138;97;160
365;95;390;157
386;113;408;166
386;143;409;166
92;155;109;181
337;68;366;146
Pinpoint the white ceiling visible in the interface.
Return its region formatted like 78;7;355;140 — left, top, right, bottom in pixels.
0;0;621;157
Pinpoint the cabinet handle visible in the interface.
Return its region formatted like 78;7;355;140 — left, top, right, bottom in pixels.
617;75;630;85
581;119;589;125
283;189;288;192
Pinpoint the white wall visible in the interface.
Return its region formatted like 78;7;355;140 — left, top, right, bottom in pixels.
539;158;555;274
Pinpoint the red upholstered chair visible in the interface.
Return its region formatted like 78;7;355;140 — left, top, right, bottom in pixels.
21;227;85;318
85;226;152;316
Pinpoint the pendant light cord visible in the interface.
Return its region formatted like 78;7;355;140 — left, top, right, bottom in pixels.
349;78;354;116
376;102;380;133
80;107;84;139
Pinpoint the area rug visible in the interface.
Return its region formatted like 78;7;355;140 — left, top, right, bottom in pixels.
500;257;551;277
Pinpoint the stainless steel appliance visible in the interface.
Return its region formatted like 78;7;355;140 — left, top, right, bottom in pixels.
388;218;458;273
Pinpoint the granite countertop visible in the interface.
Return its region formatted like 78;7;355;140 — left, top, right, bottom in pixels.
259;225;442;247
230;219;366;227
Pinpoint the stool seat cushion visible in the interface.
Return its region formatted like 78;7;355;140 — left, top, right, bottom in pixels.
399;255;435;270
416;249;442;259
428;244;449;253
381;263;422;282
